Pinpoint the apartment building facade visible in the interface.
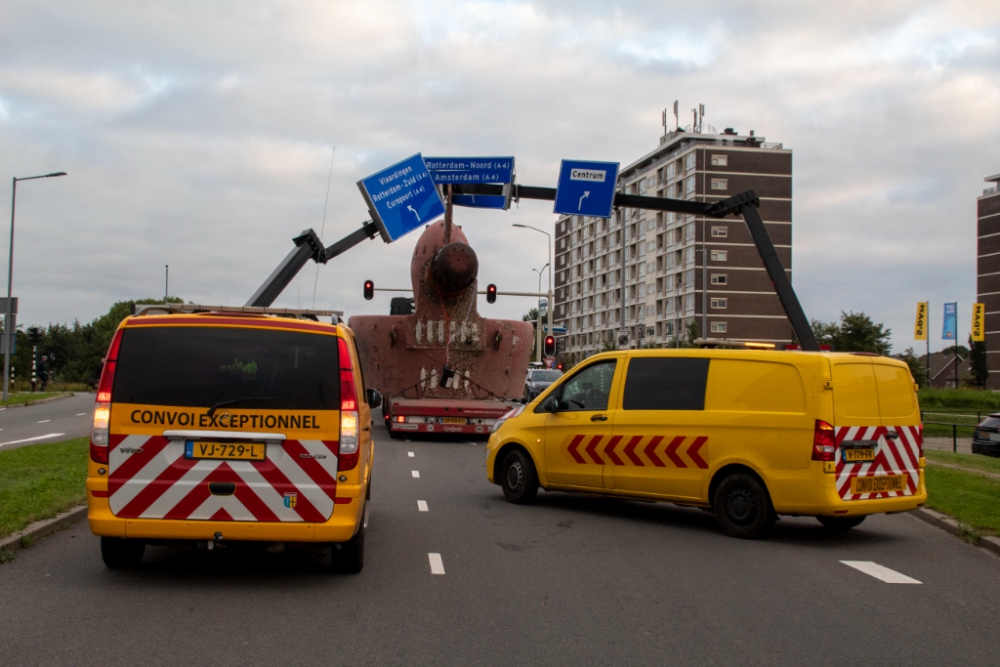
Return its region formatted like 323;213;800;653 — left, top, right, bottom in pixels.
977;173;1000;389
553;127;794;364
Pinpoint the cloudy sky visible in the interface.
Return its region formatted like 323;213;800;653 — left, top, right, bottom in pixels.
1;0;998;353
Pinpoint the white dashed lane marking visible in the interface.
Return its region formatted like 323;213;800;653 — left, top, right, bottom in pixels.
417;500;428;512
408;452;414;457
411;470;420;478
840;561;922;584
428;553;445;575
76;413;87;416
37;420;50;424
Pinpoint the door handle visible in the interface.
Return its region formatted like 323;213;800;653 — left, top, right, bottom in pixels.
591;414;608;422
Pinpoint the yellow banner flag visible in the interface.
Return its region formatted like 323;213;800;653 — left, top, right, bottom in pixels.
971;303;985;342
914;302;928;340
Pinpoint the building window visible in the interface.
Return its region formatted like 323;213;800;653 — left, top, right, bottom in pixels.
711;179;728;190
711;250;728;261
685;176;696;195
685;153;696;171
711;226;728;238
711;322;728;333
711;298;728;309
710;155;728;167
711;274;727;285
646;284;654;294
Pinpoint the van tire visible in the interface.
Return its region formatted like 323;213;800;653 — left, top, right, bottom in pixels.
101;537;145;569
333;520;365;574
817;515;866;530
713;473;775;539
501;449;539;504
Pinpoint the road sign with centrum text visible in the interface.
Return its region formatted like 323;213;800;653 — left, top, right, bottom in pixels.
553;159;620;219
357;153;445;243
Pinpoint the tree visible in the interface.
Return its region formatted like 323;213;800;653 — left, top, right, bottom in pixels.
521;308;539;323
894;348;928;388
811;311;891;354
967;335;988;389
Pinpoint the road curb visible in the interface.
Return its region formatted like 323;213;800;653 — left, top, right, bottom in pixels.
1;393;76;409
0;505;87;554
911;508;1000;557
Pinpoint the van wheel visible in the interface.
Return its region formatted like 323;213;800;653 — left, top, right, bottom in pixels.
332;514;365;574
713;473;775;539
817;515;866;530
501;449;539;504
101;537;145;569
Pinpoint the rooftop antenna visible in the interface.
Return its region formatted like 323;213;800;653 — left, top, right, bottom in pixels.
692;109;697;132
662;108;668;138
699;104;705;133
673;100;679;131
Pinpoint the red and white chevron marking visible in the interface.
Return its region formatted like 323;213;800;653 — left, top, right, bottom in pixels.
834;425;921;501
107;435;339;522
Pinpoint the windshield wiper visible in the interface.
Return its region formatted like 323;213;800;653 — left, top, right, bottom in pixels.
206;396;298;417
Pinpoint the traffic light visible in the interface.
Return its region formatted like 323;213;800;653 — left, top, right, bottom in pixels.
543;335;555;357
27;327;43;345
486;284;497;304
363;280;374;300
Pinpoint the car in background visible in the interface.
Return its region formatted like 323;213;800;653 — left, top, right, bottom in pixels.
972;414;1000;457
523;368;563;401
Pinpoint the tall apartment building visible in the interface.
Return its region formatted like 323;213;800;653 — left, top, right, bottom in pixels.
977;173;1000;389
553;126;793;364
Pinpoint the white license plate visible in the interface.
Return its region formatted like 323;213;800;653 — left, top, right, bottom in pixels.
989;433;1000;442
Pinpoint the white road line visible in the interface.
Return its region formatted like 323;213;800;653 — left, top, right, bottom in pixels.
428;553;445;575
411;470;420;478
417;500;428;512
76;413;87;416
408;452;414;457
0;433;67;448
37;420;51;424
840;561;922;584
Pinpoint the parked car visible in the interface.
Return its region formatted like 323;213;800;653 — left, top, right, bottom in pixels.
972;414;1000;457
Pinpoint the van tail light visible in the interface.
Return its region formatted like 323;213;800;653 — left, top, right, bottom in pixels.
812;419;836;462
918;423;924;458
337;337;360;471
91;329;124;464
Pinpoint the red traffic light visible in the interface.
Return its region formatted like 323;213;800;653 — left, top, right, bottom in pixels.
486;284;497;304
543;335;555;357
363;280;374;300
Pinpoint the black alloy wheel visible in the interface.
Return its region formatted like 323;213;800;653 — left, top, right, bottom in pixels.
713;473;775;539
501;449;539;504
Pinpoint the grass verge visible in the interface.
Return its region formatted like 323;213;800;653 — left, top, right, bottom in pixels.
919;388;1000;411
925;465;1000;537
0;437;88;539
1;392;63;407
924;449;1000;475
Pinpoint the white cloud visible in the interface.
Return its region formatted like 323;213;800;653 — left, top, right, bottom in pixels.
0;0;998;353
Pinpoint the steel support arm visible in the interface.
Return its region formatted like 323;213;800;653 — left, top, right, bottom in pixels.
246;223;379;308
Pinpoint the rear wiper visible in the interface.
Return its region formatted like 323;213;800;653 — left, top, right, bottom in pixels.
206;396;298;417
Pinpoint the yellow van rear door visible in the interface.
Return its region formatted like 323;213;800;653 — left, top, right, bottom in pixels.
611;355;711;500
872;360;921;497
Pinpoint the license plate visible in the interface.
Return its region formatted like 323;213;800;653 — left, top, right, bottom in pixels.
850;474;907;494
442;417;466;424
990;433;1000;442
844;448;875;462
185;440;265;461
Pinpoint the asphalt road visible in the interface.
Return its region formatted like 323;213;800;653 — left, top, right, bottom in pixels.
0;393;94;450
2;422;999;666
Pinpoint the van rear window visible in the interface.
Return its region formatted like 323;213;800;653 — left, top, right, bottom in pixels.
111;326;340;410
622;358;709;410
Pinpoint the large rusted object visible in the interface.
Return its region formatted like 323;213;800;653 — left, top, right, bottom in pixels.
349;220;533;401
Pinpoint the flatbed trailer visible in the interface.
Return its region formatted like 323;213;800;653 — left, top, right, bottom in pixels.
382;397;514;438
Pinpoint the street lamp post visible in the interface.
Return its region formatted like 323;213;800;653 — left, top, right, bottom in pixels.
532;264;550;362
4;172;67;402
513;224;553;364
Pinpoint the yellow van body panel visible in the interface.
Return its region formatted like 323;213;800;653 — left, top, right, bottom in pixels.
87;316;372;544
487;349;926;518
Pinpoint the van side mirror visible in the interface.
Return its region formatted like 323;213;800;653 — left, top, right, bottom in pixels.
366;388;382;409
545;396;563;412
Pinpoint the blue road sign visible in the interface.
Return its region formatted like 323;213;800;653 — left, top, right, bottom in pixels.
553;159;620;219
357;153;445;243
452;194;508;209
543;324;567;335
424;157;515;184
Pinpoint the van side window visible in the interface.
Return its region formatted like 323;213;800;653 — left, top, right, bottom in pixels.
622;358;709;410
554;360;617;411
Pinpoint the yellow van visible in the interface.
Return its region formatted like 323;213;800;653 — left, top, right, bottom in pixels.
87;306;379;571
486;348;925;538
